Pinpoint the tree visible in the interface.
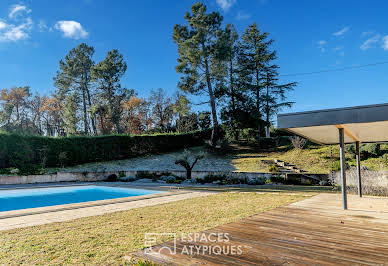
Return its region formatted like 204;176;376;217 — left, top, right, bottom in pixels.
198;111;211;130
62;92;80;134
92;49;128;134
122;96;150;134
40;96;62;136
149;88;173;132
54;43;96;135
175;149;205;180
239;23;276;139
173;2;227;145
262;65;296;136
0;87;31;133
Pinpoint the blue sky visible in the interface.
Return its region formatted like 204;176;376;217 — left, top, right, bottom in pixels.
1;0;388;115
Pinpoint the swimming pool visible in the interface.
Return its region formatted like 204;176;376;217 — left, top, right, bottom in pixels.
0;186;164;212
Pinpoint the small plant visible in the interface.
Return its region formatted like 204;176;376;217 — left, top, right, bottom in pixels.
118;171;126;178
175;149;205;180
248;178;265;185
290;136;307;150
166;176;177;183
268;164;280;173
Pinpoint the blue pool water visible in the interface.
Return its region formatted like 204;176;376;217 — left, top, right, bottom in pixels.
0;186;163;212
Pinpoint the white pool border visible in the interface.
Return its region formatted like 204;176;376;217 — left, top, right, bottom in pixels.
0;184;184;219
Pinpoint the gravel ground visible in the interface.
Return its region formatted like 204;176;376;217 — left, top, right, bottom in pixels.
62;147;238;172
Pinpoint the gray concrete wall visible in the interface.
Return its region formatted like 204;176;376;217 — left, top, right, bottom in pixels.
0;170;327;185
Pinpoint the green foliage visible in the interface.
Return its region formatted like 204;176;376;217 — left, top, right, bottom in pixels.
0;129;212;169
247;178;266;185
268;164;280;173
346;143;381;159
331;160;350;171
165;176;177;183
361;143;381;158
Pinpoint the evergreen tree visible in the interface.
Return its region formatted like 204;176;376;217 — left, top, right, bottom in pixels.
92;49;128;134
239;23;276;139
173;2;227;145
54;43;96;135
262;65;296;136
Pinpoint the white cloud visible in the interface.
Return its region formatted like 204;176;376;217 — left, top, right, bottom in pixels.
0;20;7;30
383;35;388;50
333;46;343;51
333;26;350;36
0;17;33;42
216;0;236;12
317;40;327;52
236;11;251;20
360;34;380;50
38;20;48;32
9;4;31;19
55;21;88;39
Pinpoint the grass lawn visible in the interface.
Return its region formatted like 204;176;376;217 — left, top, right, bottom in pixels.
0;191;311;265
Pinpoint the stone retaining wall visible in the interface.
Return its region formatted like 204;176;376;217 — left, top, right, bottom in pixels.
0;170;328;185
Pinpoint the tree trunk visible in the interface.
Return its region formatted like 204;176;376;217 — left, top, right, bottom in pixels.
265;81;270;138
86;87;97;135
256;68;261;140
230;56;238;141
204;57;219;146
81;88;88;134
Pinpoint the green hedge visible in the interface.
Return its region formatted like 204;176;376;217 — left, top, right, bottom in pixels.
0;130;212;170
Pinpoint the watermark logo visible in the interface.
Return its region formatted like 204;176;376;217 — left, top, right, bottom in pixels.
144;233;177;255
144;232;243;256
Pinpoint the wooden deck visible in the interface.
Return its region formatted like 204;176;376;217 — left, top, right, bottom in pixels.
132;194;388;265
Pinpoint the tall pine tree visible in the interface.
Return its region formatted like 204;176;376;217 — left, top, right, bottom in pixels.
173;2;227;145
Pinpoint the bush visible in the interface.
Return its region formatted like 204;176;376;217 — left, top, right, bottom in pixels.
361;143;381;158
268;165;280;173
0;129;212;170
197;174;227;184
105;174;118;182
166;176;177;183
290;136;307;149
248;178;265;185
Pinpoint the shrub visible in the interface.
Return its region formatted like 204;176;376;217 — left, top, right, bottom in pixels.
166;176;177;183
0;129;212;169
105;174;118;182
248;178;265;185
197;174;227;184
268;165;280;173
290;136;307;149
361;143;381;158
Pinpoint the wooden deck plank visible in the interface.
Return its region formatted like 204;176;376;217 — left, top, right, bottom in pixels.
131;194;388;265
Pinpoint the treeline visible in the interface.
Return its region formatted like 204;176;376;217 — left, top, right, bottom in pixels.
0;2;296;144
0;51;211;136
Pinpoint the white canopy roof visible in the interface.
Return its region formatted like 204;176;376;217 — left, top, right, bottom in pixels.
277;103;388;144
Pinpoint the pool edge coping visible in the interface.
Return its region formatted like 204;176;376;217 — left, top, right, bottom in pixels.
0;186;197;219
